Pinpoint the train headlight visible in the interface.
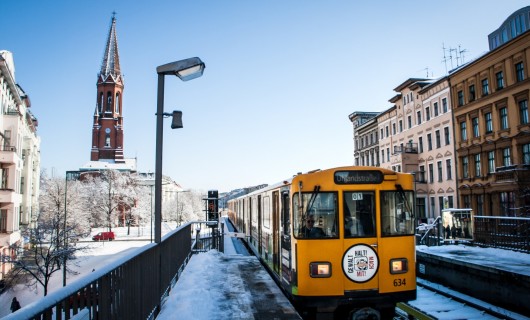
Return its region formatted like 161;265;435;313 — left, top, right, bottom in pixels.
309;262;331;278
390;258;408;274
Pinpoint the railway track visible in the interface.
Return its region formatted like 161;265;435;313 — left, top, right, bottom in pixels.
395;279;529;320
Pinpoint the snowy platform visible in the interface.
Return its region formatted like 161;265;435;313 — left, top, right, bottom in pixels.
417;245;530;316
156;252;301;320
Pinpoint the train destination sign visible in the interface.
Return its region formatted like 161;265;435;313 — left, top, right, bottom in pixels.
334;170;384;184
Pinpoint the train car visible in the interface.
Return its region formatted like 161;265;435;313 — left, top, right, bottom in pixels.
227;166;416;319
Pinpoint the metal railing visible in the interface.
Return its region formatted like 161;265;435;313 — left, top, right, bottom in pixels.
4;221;224;320
474;216;530;253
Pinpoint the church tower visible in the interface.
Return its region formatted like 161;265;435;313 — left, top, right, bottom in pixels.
91;14;125;163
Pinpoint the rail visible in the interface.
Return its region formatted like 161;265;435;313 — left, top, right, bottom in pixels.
4;221;224;320
474;216;530;253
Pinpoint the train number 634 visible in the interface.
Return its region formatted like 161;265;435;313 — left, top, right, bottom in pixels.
393;279;407;287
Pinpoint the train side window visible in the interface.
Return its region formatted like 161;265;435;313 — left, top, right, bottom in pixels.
381;190;415;236
343;192;376;238
293;192;338;239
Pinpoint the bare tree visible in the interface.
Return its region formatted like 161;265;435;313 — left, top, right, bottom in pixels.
83;170;136;230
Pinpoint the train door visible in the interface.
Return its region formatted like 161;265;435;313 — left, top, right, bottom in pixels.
342;191;379;290
272;191;280;274
280;190;292;286
258;195;262;255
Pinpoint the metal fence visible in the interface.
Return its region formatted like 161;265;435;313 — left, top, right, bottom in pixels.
4;221;223;320
474;216;530;253
416;216;530;253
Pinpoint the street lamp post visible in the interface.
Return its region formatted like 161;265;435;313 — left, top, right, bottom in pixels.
153;57;204;315
154;57;205;244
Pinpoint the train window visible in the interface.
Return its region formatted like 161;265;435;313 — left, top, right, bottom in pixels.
343;192;376;238
293;192;338;239
380;191;415;236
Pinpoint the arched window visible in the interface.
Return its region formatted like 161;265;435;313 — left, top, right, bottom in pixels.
106;92;112;112
115;93;120;114
99;93;104;113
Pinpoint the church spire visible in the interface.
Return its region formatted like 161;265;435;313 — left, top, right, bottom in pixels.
100;12;121;79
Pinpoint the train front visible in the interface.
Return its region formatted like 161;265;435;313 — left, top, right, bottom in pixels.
289;167;416;319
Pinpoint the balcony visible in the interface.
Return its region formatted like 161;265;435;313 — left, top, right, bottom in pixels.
494;164;530;183
0;145;18;164
393;143;418;154
0;188;22;204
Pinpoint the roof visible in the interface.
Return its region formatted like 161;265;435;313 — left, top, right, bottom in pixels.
80;158;137;172
99;14;121;80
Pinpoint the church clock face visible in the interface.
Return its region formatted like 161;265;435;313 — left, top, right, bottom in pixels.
105;128;111;133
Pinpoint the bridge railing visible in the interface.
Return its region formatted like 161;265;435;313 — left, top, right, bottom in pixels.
4;221;223;320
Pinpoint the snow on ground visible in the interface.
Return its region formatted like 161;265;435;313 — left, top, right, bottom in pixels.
416;244;530;276
0;223;175;318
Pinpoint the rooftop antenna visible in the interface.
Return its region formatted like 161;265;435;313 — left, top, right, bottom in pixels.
459;45;467;65
442;43;449;74
450;47;457;68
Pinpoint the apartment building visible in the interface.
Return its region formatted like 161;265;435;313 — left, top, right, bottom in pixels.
349;112;379;166
449;11;530;217
0;50;41;279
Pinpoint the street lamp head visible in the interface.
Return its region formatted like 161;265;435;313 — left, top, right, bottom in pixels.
170;110;183;129
156;57;205;81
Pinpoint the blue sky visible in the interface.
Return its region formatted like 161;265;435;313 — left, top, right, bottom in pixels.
2;1;528;191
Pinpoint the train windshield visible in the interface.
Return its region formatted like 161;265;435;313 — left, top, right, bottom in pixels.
343;191;376;238
380;191;415;236
294;192;338;239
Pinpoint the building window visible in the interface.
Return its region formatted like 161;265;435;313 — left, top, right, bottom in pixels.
417;111;422;125
519;99;529;124
500;107;508;130
438;196;444;214
448;196;454;209
380;128;384;138
485;112;493;133
477;194;484;215
516;62;525;82
434;102;439;116
381;150;384;163
462;156;469;178
523;143;530;165
427;133;432;151
429;163;434;183
481;78;489;96
472;117;480;137
502;147;511;166
496;71;504;89
469;85;475;101
430;196;435;217
442;98;448;113
419;136;423;153
386;147;390;161
437;161;443;182
446;159;452;180
444;127;450;145
0;210;7;233
463;195;470;209
408;115;412;129
115;93;120;113
426;107;430;121
386;126;389;137
392;123;396;135
457;90;464;106
416;197;426;220
460;121;467;140
435;130;441;149
488;151;495;173
399;120;403;132
500;192;515;216
474;153;481;177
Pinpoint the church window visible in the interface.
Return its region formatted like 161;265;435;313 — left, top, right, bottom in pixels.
106;92;112;112
99;93;104;113
115;93;120;113
105;132;111;147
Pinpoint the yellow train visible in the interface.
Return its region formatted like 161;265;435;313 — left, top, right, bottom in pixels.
227;166;416;319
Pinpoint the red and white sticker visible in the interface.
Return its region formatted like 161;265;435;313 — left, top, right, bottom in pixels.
342;244;379;283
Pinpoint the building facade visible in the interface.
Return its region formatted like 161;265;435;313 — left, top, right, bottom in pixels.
349;112;379;166
450;25;530;217
0;50;41;280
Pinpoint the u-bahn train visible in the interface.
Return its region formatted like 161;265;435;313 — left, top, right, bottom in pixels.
227;166;416;319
